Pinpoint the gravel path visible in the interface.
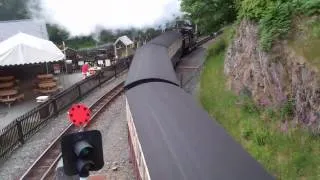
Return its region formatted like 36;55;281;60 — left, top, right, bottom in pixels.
0;71;128;180
87;95;135;180
176;38;217;97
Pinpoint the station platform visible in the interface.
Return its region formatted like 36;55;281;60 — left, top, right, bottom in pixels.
0;72;82;130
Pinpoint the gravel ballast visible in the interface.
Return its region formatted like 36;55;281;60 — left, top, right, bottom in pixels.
87;95;135;180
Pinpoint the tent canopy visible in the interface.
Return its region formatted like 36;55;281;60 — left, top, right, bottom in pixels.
0;32;65;66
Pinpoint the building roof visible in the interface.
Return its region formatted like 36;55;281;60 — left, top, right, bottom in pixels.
114;35;134;46
0;19;49;42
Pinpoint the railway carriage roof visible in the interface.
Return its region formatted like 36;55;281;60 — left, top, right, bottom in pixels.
149;31;182;48
124;43;179;89
126;82;274;180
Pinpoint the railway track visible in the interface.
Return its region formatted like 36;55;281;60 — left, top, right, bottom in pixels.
19;82;124;180
18;35;213;180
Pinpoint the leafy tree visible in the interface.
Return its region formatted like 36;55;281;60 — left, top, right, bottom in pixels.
99;29;116;43
46;24;70;45
237;0;320;51
181;0;237;34
66;35;96;49
145;27;161;40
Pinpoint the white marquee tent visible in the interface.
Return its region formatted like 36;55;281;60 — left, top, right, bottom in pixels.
0;32;65;67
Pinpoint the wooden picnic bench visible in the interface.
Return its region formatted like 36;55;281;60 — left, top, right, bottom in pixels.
37;87;58;95
0;81;15;89
33;74;60;96
34;81;58;95
37;74;53;80
0;89;24;108
38;81;57;89
0;76;15;82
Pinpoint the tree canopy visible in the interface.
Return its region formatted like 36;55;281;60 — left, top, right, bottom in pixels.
181;0;237;34
46;24;70;45
181;0;319;50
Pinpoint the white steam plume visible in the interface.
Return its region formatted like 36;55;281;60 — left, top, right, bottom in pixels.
28;0;182;36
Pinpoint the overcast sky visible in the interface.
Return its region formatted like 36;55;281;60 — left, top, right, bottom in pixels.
30;0;182;36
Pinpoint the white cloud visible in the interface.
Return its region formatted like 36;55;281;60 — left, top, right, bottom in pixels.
29;0;181;36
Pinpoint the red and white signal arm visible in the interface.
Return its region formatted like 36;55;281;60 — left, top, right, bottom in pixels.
68;103;91;127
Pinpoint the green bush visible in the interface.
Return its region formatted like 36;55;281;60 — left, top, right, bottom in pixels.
241;96;260;114
206;26;236;57
238;87;260;114
238;0;320;51
259;1;292;50
241;120;254;140
310;20;320;38
299;0;320;16
224;24;237;44
253;129;270;146
207;37;226;58
280;99;295;120
265;108;277;120
241;128;253;140
238;0;268;20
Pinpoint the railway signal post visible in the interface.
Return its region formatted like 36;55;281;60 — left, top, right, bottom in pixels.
60;103;104;179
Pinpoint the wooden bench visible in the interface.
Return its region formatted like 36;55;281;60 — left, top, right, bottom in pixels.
0;97;17;108
39;79;57;84
0;76;14;81
0;81;15;89
0;93;24;108
38;87;59;95
37;74;53;79
38;82;57;89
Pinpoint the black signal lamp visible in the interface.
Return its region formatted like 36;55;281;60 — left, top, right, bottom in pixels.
61;130;104;178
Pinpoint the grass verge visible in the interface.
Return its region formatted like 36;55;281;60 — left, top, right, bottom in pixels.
199;34;320;179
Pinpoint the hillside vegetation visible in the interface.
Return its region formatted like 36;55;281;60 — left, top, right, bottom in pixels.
238;0;319;51
182;0;319;51
184;0;320;179
200;27;320;180
290;16;320;70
